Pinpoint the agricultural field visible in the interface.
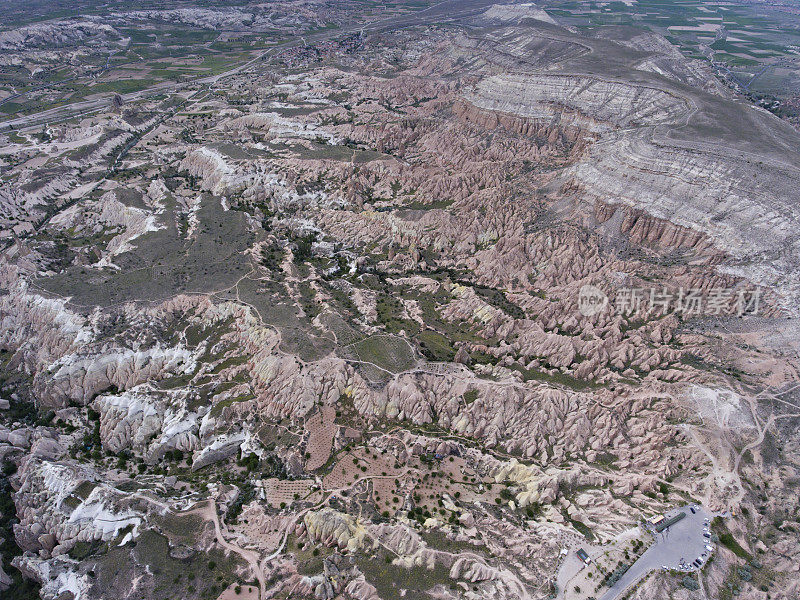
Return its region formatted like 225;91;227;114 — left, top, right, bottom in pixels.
542;0;800;123
0;0;439;124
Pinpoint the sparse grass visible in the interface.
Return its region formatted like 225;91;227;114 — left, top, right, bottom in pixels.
509;363;596;391
347;335;416;373
712;518;752;560
209;393;255;418
357;550;452;600
416;329;455;362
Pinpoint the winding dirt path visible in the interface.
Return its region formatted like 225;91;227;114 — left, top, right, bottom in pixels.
194;500;267;600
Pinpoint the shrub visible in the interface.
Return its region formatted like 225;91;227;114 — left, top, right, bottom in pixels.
681;576;699;590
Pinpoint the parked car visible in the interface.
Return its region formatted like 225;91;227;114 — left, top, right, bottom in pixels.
690;506;696;514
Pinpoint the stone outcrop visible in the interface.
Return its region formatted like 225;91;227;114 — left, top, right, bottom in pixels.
300;508;367;553
13;457;144;557
3;9;800;600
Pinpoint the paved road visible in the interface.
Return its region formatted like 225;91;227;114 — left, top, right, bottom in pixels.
0;0;496;132
598;505;716;600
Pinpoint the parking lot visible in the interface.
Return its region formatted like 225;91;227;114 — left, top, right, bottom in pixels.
651;505;715;571
598;505;716;600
